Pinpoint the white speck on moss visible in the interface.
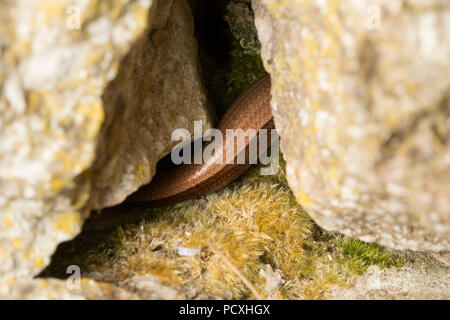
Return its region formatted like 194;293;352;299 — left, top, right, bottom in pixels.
177;244;201;257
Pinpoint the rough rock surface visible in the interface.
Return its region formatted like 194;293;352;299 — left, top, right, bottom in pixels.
0;0;151;279
85;272;188;299
89;0;214;209
0;277;140;300
330;251;450;300
253;0;450;251
0;0;213;285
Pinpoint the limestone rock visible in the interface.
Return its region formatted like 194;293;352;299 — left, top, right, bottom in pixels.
253;0;450;251
0;278;139;300
89;0;214;209
87;273;188;299
0;0;213;285
330;251;450;300
0;0;150;279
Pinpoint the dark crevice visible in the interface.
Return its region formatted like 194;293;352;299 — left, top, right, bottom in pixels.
190;0;234;118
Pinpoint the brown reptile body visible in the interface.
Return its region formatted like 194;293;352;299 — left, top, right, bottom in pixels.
126;75;273;207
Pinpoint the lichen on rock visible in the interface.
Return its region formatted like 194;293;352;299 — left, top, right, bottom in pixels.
0;0;216;288
330;251;450;300
89;0;215;209
253;0;450;252
0;0;151;280
0;277;140;300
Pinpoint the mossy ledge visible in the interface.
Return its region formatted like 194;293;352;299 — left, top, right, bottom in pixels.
41;157;404;299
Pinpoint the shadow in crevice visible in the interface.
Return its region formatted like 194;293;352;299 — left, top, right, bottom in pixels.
190;0;234;118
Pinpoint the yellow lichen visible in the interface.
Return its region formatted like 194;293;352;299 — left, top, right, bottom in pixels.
12;238;22;249
3;215;13;228
135;162;149;183
54;211;82;235
51;179;65;191
34;257;44;268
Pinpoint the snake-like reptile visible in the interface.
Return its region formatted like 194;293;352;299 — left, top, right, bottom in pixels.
126;75;273;207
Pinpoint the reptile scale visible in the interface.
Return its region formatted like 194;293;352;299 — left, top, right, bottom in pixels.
126;75;273;207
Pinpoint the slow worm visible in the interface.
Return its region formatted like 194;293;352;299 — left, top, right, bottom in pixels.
126;75;273;207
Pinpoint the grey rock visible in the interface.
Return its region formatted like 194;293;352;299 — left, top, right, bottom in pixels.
89;0;215;209
0;0;213;287
330;251;450;299
0;0;151;280
253;0;450;251
0;278;139;300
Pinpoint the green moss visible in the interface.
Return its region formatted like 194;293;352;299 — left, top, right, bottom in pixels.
229;35;267;98
42;155;405;299
195;0;267;117
198;34;266;116
335;238;404;275
225;0;261;56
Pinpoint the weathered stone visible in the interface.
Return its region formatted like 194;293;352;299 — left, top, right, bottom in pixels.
0;277;139;300
89;0;214;209
253;0;450;251
0;0;213;286
87;273;188;299
330;251;450;300
0;0;150;279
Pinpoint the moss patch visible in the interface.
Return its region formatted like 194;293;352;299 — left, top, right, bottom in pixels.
41;158;404;299
193;0;267;117
334;238;404;275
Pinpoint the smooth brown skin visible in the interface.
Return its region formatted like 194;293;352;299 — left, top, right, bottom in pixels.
126;75;273;207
